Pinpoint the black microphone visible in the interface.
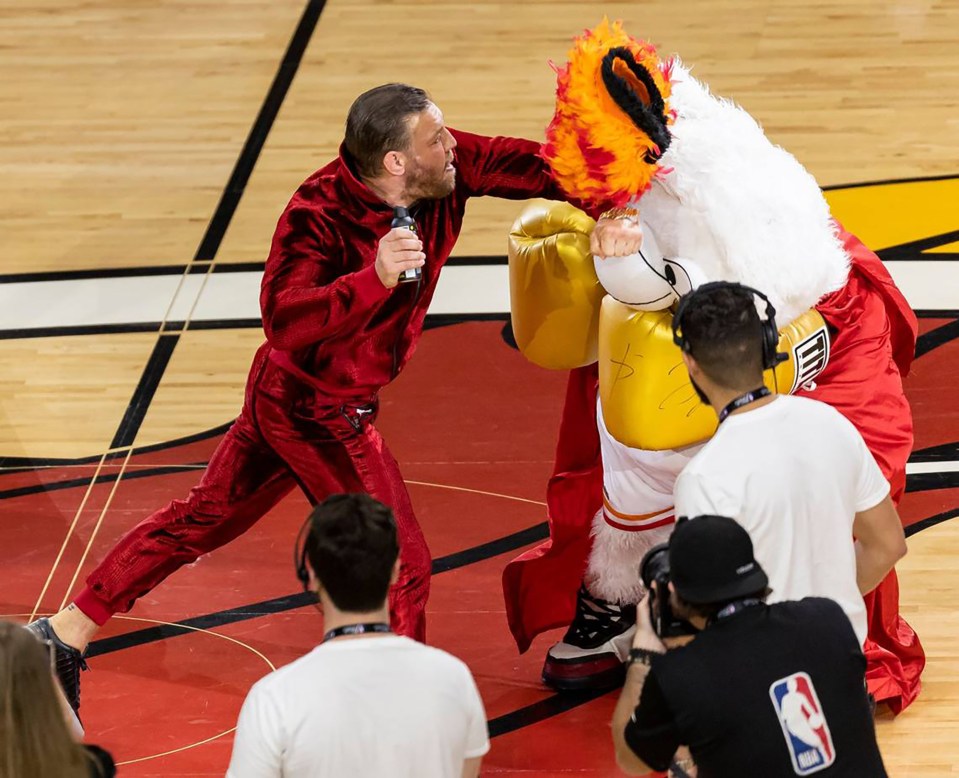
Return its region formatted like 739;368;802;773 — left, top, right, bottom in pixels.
392;206;422;283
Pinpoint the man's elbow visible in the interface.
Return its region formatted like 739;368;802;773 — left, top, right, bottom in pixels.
891;534;908;564
883;521;909;567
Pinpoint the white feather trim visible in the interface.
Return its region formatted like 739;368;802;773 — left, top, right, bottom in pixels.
584;509;673;605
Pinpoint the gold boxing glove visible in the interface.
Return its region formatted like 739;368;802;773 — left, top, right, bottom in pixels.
599;301;831;451
508;201;605;370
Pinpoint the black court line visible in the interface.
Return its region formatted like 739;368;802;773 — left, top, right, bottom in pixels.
432;523;548;573
821;172;959;191
109;335;181;450
0;464;206;502
6;308;959;347
5;451;955;505
915;317;959;359
0;423;233;472
0;265;189;285
101;0;325;453
905;506;959;537
0;322;167;341
905;471;959;493
193;0;326;262
1;171;954;284
910;440;959;463
878;230;959;263
487;687;612;737
86;520;549;658
0;254;508;288
0;313;513;342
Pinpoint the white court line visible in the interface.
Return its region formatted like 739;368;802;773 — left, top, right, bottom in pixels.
906;460;959;475
0;260;955;333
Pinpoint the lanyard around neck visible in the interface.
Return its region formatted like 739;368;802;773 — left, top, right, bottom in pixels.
323;623;391;642
718;387;771;424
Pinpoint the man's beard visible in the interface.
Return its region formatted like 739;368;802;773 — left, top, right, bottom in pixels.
690;376;711;406
406;161;455;201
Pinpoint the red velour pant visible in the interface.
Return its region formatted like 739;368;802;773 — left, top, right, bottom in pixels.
75;346;431;641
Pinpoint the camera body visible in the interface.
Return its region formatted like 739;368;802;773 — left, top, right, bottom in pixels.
639;543;697;639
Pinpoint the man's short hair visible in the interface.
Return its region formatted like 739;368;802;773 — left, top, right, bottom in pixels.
305;493;399;612
345;83;431;179
680;285;765;388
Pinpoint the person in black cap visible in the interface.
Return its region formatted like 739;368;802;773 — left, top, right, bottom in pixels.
611;515;888;777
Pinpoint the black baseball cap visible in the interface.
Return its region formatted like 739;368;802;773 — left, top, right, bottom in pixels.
669;515;769;604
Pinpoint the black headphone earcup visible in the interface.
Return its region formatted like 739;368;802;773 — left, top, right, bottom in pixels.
762;322;776;370
760;301;779;371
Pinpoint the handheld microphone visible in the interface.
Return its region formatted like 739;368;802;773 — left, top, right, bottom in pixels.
392;206;422;283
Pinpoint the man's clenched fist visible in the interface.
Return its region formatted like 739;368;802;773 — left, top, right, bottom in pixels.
375;228;426;288
590;216;645;259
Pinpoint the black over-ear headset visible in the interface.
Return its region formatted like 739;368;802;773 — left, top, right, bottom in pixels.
672;281;787;371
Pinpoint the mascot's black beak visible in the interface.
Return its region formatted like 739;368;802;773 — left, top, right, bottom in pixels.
601;47;672;163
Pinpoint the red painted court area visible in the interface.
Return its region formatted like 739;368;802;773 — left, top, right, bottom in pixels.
2;318;958;776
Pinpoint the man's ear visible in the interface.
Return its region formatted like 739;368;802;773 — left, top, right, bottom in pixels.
382;150;406;177
389;556;401;586
681;350;698;377
307;559;322;596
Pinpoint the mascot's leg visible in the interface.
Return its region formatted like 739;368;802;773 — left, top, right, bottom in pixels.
542;404;700;691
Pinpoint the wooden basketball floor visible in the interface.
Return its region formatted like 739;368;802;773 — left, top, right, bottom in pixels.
2;1;958;775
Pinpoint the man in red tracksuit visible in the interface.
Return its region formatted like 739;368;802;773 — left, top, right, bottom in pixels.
30;83;580;720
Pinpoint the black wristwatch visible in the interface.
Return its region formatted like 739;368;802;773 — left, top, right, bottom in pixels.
627;647;662;667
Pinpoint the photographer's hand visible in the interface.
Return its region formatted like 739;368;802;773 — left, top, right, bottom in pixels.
633;592;667;653
612;591;667;775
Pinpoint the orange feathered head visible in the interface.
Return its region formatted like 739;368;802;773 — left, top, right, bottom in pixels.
543;19;674;207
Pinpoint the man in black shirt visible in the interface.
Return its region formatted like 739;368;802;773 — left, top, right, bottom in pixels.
611;515;888;777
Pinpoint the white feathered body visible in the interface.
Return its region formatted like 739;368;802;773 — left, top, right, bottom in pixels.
631;62;850;325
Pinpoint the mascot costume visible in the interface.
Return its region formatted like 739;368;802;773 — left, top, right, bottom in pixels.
501;20;924;712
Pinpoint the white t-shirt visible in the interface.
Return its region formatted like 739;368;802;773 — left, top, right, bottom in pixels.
227;636;490;778
673;395;890;645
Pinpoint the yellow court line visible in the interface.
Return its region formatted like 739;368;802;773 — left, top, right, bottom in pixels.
29;453;111;622
5;611;275;766
177;262;218;330
58;448;134;610
47;259;219;615
111;614;278;672
116;726;237;766
404;479;547;507
109;613;277;765
156;264;195;332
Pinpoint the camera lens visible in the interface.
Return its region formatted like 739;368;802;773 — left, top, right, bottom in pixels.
639;544;670;589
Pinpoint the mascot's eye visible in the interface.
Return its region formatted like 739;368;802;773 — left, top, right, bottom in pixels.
664;265;677;286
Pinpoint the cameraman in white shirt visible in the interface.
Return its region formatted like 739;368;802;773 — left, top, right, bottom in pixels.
671;282;907;647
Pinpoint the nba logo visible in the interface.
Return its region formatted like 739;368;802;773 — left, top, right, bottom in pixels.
769;672;836;775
